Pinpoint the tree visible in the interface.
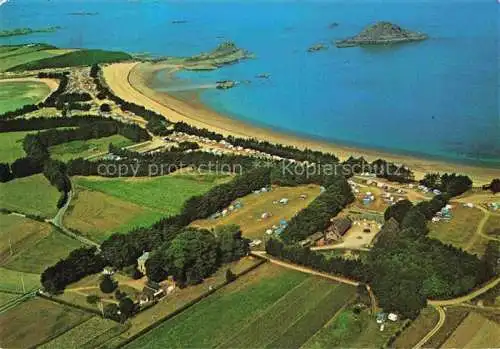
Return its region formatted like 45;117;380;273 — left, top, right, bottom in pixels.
225;269;237;283
489;179;500;194
103;303;120;321
145;252;168;283
100;103;112;113
481;241;500;278
119;297;136;319
100;275;117;293
384;199;413;223
164;228;219;286
215;225;249;263
86;294;100;304
401;207;428;235
0;163;13;182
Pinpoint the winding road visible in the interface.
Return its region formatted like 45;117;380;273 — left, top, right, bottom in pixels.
412;305;445;349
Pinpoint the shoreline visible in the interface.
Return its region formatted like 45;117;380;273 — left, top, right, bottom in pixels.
102;62;500;185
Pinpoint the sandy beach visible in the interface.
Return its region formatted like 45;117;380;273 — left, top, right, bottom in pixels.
102;62;499;185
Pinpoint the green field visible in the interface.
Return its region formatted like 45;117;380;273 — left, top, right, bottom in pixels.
0;298;90;349
0;44;70;72
0;267;40;293
392;306;439;348
10;49;132;71
0;214;52;263
125;263;356;349
49;134;134;161
192;184;321;240
39;316;122;349
484;214;500;237
442;311;500;348
428;206;484;250
0;174;60;218
4;228;82;274
303;308;400;348
424;307;470;348
74;174;232;215
0;131;33;162
0;80;51;114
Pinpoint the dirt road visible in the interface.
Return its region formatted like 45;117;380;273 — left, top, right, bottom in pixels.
413;305;445;349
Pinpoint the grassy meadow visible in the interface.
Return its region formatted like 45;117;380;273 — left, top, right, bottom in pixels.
0;44;69;72
0;80;51;114
0;298;90;349
0;214;52;263
38;316;124;349
0;267;40;293
0;174;60;218
192;184;321;240
9;49;132;71
0;131;33;162
392;306;439;348
484;214;500;237
428;205;484;250
125;263;356;349
73;174;232;214
4;228;82;274
49;134;134;161
424;307;470;348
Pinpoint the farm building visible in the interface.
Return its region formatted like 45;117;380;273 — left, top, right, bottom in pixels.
300;232;325;247
137;251;150;274
325;217;352;241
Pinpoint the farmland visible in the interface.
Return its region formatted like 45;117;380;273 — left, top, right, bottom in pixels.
64;187;163;242
392;306;439;348
9;49;132;71
303;308;400;348
192;184;321;240
49;134;135;161
424;307;470;348
38;316;124;349
484;214;500;237
0;267;40;293
442;311;500;348
65;174;231;242
0;44;71;72
0;131;34;162
0;174;60;218
0;298;90;349
3;228;82;274
125;263;356;349
428;205;484;250
73;174;232;214
0;80;50;114
0;214;52;263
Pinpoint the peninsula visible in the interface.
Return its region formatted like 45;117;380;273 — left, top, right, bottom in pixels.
336;21;428;48
0;26;61;38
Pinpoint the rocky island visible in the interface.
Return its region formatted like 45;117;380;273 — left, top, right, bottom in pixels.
182;41;254;71
216;80;237;89
336;21;428;48
307;43;328;53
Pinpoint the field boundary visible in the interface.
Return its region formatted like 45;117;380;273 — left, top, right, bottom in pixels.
114;258;267;348
38;293;104;318
29;315;96;349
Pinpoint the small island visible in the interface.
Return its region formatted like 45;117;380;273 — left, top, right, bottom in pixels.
307;43;328;53
0;26;61;38
328;22;339;29
182;41;254;71
336;21;428;48
256;73;271;79
216;80;237;89
68;12;99;16
172;20;188;24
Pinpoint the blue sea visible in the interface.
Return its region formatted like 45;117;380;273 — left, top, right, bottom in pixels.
1;0;499;167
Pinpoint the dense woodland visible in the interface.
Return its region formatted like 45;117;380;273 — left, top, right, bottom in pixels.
145;226;250;287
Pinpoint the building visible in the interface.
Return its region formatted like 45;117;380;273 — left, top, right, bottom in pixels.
137;251;150;274
325;217;352;241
